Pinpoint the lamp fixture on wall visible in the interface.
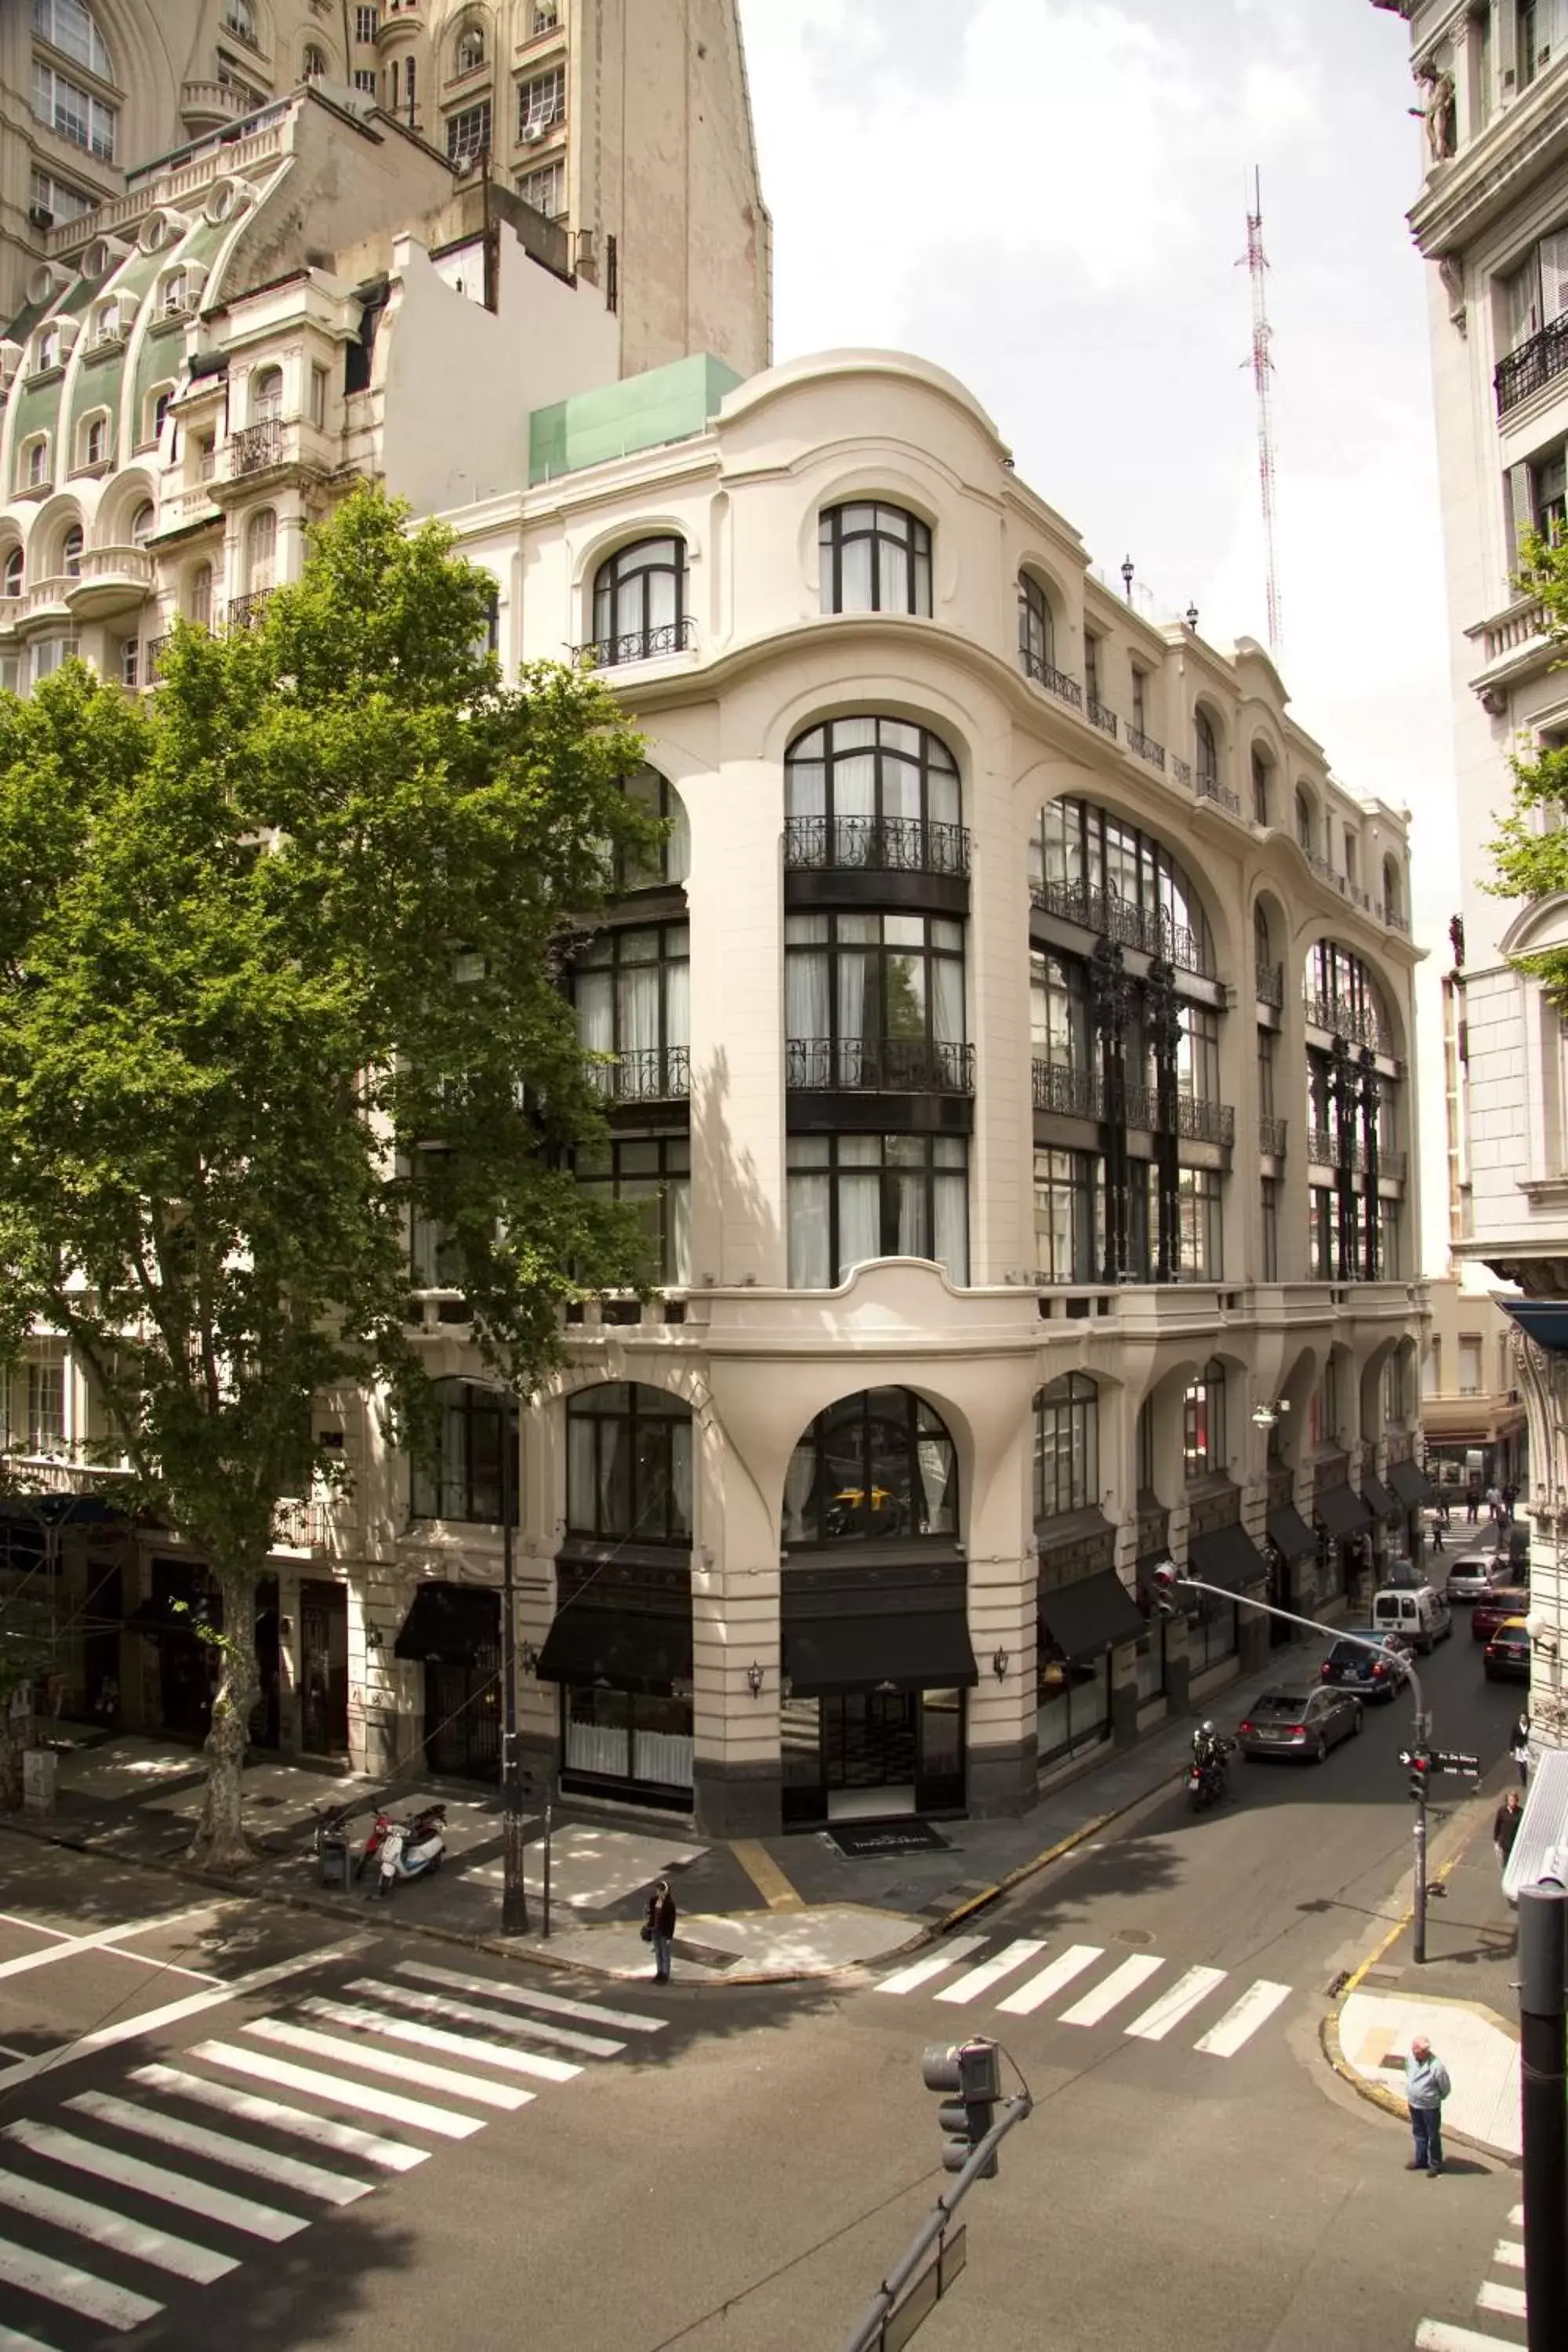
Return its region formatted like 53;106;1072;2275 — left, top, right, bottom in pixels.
1250;1399;1290;1431
520;1641;541;1678
364;1624;383;1651
746;1661;764;1697
1527;1612;1559;1661
992;1646;1009;1681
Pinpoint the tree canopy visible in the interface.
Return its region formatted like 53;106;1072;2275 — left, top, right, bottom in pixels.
0;484;656;1859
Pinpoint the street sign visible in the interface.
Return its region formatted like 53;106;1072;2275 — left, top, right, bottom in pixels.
877;2227;967;2350
1435;1751;1481;1777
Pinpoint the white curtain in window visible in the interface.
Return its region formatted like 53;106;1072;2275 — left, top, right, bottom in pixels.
837;1171;881;1276
617;960;660;1054
837;954;871;1081
575;967;613;1055
669;1418;693;1538
933;1171;967;1280
663;953;688;1052
782;1442;816;1541
894;1167;929;1259
785;947;829;1042
787;1173;831;1289
837;532;873;611
931;955;964;1046
916;1437;954;1534
666;1176;691;1286
836;750;877;819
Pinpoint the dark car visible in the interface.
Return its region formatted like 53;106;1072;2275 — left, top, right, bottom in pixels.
1472;1584;1531;1642
1319;1627;1413;1703
1445;1548;1512;1603
1483;1617;1531;1682
1236;1686;1363;1762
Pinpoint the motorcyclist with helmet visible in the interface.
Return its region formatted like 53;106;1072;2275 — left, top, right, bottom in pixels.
1191;1718;1233;1795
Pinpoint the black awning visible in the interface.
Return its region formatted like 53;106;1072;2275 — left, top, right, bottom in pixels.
1388;1459;1436;1508
782;1608;977;1697
1189;1523;1267;1593
1360;1474;1401;1522
0;1493;131;1529
1316;1485;1374;1541
1266;1506;1317;1563
394;1581;499;1664
536;1604;692;1696
1039;1567;1144;1664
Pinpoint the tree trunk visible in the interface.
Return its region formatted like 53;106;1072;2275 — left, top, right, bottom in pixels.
188;1561;262;1870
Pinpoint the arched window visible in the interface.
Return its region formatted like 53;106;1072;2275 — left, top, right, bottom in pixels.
1250;746;1271;826
566;1382;692;1543
2;549;21;598
1254;904;1272;972
1031;796;1214;978
785;909;967;1095
455;24;485;72
36;325;60;373
83;416;107;466
60;524;83;579
617;766;690;891
24;437;49;490
782;1388;957;1547
252;365;284;423
1382;855;1403;927
1018;572;1054;682
784;717;963;879
818;502;931;617
129;500;154;547
1295;786;1315;857
1305;939;1392;1054
591;536;688;664
1195;710;1218;788
223;0;258;47
33;0;114;82
245;506;277;597
188;561;213;629
1183;1362;1225;1481
1034;1374;1098;1523
412;1378;519;1523
303;44;328;80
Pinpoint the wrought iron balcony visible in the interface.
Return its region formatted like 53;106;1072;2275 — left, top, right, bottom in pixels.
1033;1060;1102;1120
226;590;272;632
1380;902;1411;936
1301;989;1391;1054
586;1046;689;1103
787;1037;975;1096
1495;314;1568;416
1087;697;1118;739
1195;768;1242;817
1122;1082;1236;1147
1018;646;1083;709
1305;1127;1404;1179
1254;960;1284;1008
1258;1115;1287;1156
783;812;971;880
575;616;696;668
1127;726;1166;771
228;417;285;477
1030;874;1212;979
1171;753;1192;789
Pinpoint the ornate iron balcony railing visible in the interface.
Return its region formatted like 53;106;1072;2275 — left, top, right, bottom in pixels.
1033;1060;1234;1145
1258;1115;1287;1156
783;812;971;880
1033;1060;1102;1120
575;615;696;668
1019;645;1083;709
229;417;285;476
1301;989;1391;1054
1127;726;1166;771
1030;874;1212;979
586;1045;690;1102
1254;960;1284;1007
226;590;272;632
1195;768;1242;816
1087;697;1118;739
786;1037;975;1095
1495;314;1568;416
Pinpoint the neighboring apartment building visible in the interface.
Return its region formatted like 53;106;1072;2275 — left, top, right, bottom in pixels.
4;0;770;379
0;89;1430;1825
1371;0;1568;1748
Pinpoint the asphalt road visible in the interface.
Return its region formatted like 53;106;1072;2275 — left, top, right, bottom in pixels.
0;1630;1531;2352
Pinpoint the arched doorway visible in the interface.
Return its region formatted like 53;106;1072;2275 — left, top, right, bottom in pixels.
779;1388;975;1826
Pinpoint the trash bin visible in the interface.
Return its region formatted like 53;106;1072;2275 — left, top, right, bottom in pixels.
318;1831;350;1889
23;1748;56;1815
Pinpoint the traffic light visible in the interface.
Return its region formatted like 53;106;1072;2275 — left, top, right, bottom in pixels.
922;2038;1001;2176
1408;1748;1431;1803
1152;1559;1179;1618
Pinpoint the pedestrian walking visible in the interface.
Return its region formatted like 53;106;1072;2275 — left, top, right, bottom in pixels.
1404;2035;1450;2175
1431;1515;1445;1555
1466;1486;1480;1525
644;1876;677;1983
1504;1481;1519;1522
1513;1711;1531;1787
1495;1789;1524;1875
1486;1483;1503;1525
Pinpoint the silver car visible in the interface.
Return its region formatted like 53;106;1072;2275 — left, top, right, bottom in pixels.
1445;1548;1511;1602
1236;1686;1363;1763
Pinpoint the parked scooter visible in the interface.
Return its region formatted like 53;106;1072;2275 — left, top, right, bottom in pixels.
374;1802;448;1897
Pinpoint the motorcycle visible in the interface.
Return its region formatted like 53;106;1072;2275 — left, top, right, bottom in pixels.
1186;1751;1229;1813
374;1802;448;1897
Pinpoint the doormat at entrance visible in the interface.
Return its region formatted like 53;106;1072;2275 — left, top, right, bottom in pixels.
826;1820;951;1860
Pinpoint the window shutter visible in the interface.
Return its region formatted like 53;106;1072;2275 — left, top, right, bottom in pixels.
1543;230;1568;324
1507;461;1536;569
1507;255;1541;350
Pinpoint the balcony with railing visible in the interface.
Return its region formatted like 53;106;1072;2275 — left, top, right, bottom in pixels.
1030;874;1212;978
226;590;272;632
66;544;154;623
1087;696;1118;739
1195;766;1242;817
1033;1060;1102;1120
1305;1127;1407;1181
1170;753;1192;789
227;416;286;477
1258;1115;1287;1156
575;616;696;669
783;812;971;880
1031;1061;1234;1146
1495;314;1568;416
586;1046;690;1104
1255;960;1284;1007
272;1495;328;1550
1127;726;1165;771
1301;989;1392;1054
787;1038;975;1096
1019;645;1083;710
1379;902;1411;937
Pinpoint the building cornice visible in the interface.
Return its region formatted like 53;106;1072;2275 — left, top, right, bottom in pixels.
1408;67;1568;258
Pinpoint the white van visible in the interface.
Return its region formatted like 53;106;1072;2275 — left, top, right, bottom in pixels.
1370;1583;1453;1655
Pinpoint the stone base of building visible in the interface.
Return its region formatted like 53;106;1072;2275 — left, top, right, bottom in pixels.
967;1737;1037;1819
691;1755;782;1838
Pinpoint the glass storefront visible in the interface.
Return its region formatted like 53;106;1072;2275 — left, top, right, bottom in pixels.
779;1687;967;1824
1036;1639;1110;1768
1185;1585;1239;1679
561;1683;693;1803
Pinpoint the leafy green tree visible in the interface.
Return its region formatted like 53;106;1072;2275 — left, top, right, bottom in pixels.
0;485;655;1865
1490;530;1568;998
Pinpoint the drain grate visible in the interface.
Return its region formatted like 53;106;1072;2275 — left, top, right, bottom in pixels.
1115;1927;1156;1948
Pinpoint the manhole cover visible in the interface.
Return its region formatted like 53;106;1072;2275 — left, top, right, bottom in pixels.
1115;1928;1156;1948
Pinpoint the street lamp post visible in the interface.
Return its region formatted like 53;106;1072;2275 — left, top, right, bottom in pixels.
498;1390;528;1936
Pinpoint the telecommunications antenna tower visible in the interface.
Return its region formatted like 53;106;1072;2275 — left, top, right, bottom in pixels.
1243;167;1283;655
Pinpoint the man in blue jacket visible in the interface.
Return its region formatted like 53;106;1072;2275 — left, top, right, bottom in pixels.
1405;2035;1451;2174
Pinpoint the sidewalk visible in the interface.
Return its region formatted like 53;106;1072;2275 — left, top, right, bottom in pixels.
1327;1769;1524;2161
0;1704;1198;1983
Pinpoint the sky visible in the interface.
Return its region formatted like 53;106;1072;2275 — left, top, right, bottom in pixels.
735;0;1457;1273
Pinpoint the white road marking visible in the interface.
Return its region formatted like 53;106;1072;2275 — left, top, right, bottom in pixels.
1417;2325;1533;2352
347;1979;615;2061
1492;2239;1525;2270
1476;2281;1527;2319
1058;1955;1164;2027
191;2039;485;2138
131;2062;428;2173
2;2119;307;2242
300;1996;582;2082
0;1944;362;2093
876;1936;989;1996
1192;1978;1292;2057
0;1915;71;1940
1124;1965;1230;2042
0;2233;161;2332
0;2325;64;2351
1508;2204;1524;2228
0;1906;217;1984
241;2017;531;2111
68;2088;373;2207
933;1940;1049;2005
0;2163;237;2281
393;1960;666;2033
996;1946;1105;2017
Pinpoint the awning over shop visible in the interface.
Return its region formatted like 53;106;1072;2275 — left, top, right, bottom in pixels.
1188;1523;1267;1593
1502;1298;1568;1355
1316;1485;1374;1541
1504;1746;1568;1906
0;1493;131;1529
536;1604;692;1696
393;1581;499;1664
1038;1568;1144;1664
782;1607;978;1697
1388;1458;1438;1509
1266;1505;1317;1563
1359;1475;1401;1522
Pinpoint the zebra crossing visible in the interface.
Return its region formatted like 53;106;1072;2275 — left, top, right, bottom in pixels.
1414;2205;1529;2351
873;1933;1293;2057
0;1954;666;2344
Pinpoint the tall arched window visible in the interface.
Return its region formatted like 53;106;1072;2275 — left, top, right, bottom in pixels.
33;0;114;81
1195;710;1218;787
1034;1374;1098;1522
1295;786;1315;856
129;500;154;547
1031;796;1215;978
245;506;277;596
187;561;213;629
1183;1361;1226;1480
591;536;688;664
1382;855;1403;927
782;1388;957;1546
2;549;21;598
1254;904;1272;973
412;1378;519;1523
455;24;485;71
784;717;964;878
566;1383;692;1543
251;366;283;423
818;502;931;616
303;44;328;80
60;524;83;579
1250;746;1270;826
1018;572;1054;681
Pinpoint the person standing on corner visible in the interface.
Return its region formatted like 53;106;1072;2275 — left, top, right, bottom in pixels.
1404;2035;1450;2175
1513;1710;1532;1788
645;1876;677;1984
1495;1788;1524;1876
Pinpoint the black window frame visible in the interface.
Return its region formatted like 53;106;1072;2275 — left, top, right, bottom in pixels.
786;1131;968;1288
616;765;690;892
1250;747;1270;826
784;715;964;877
784;908;967;1092
782;1387;959;1549
1034;1372;1098;1523
565;1380;692;1545
1033;1145;1102;1285
574;1134;691;1287
1182;1359;1225;1482
818;501;932;617
1033;796;1214;975
1018;572;1054;673
590;535;688;666
569;919;690;1101
412;1377;520;1525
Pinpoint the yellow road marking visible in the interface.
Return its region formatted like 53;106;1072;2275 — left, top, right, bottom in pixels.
731;1841;804;1913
